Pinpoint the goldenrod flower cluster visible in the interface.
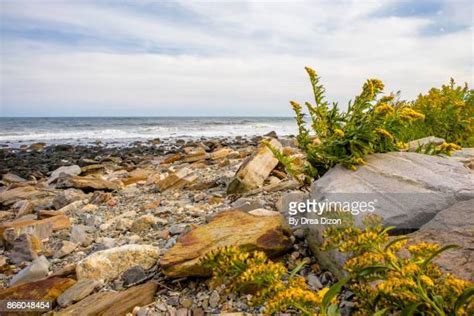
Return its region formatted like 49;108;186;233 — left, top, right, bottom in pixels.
323;214;473;314
200;246;337;315
333;128;344;137
399;107;425;121
374;102;394;115
436;142;462;155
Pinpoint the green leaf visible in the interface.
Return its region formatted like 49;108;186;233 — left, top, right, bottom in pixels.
384;236;409;251
289;259;307;278
453;286;474;314
321;276;351;311
373;308;389;316
357;266;388;277
400;303;421;316
421;244;459;269
325;304;340;316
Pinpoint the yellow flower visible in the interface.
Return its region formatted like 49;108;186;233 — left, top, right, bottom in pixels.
375;128;394;140
399;107;425;121
420;275;434;287
374;103;394;115
305;66;317;78
334;128;345;137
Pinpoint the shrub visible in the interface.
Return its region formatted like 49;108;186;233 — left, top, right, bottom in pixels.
200;246;342;315
275;67;471;180
322;214;474;315
406;79;474;147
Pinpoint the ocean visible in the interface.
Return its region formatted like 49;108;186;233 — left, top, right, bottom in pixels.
0;117;298;147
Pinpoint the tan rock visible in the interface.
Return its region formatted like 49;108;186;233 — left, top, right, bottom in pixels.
76;244;159;282
59;176;122;191
56;281;158;316
161;209;292;277
210;148;233;160
122;168;151;186
227;138;282;194
0;276;75;304
130;215;158;233
156;168;197;192
161;152;182;164
184;148;209;163
0;186;49;206
2;173;27;184
1;214;71;244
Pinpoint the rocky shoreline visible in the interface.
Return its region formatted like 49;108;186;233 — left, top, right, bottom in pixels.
1;135;343;315
0;136;472;315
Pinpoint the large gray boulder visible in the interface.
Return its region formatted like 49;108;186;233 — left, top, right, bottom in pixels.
285;152;473;278
308;152;473;229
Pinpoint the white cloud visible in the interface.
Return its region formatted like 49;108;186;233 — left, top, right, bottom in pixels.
0;0;472;116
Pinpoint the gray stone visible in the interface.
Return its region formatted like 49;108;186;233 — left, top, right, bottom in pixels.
9;255;50;286
70;225;93;247
8;234;39;264
209;291;220;308
407;136;445;152
54;240;78;258
48;165;81;184
121;265;146;286
53;188;87;210
307;273;323;290
297;152;474;279
230;197;264;212
57;278;100;307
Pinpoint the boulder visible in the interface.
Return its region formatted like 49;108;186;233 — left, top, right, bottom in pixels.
408;199;474;281
210;148;233;160
76;244;159;282
48;165;82;184
57;278;100;307
183;148;209;163
307;152;473;229
293;152;473;279
227;138;282;194
160;209;292;277
1;215;70;244
2;173;27;184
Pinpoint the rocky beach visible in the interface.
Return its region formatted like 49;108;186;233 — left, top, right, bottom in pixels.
0;133;473;315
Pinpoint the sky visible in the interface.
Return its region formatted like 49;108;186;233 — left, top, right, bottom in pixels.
0;0;472;117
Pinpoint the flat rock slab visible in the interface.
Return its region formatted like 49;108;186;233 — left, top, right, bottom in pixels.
0;276;75;304
76;244;159;282
58;176;122;191
57;278;101;307
161;209;292;277
308;152;474;229
56;281;158;316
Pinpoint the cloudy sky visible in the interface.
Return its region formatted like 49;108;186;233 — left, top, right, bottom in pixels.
0;0;472;117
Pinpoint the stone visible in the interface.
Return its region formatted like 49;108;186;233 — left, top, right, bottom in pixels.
58;175;122;191
209;291;220;308
54;240;78;258
56;281;158;316
248;208;281;216
70;225;93;247
184;148;209;163
121;266;146;286
130;215;158;233
57;278;100;307
161;209;292;277
227;138;282;194
307;273;323;290
0;186;48;206
407;136;445;152
53;188;87;210
76;244;159;282
0;277;75;303
307;152;473;229
122;168;151;186
298;153;474;279
230;197;264;212
210;148;233;160
276;191;308;216
11;199;34;217
408;199;474;281
48;165;82;184
2;173;27;184
156;168;197;192
9;233;41;264
1;214;70;244
30;142;46;151
10;255;50;286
